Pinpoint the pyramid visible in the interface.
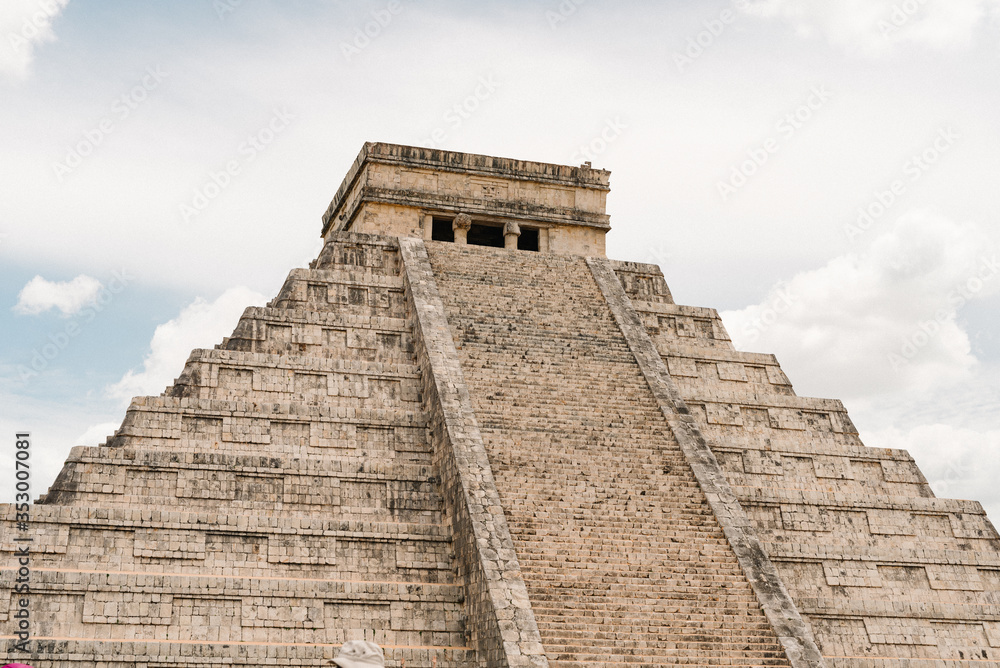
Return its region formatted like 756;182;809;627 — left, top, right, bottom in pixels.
3;142;999;668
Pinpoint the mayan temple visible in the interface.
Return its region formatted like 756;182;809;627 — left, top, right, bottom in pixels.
4;142;1000;668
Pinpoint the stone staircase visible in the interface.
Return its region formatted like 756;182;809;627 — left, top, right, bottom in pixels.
6;225;995;668
1;234;474;667
425;242;793;667
615;261;1000;667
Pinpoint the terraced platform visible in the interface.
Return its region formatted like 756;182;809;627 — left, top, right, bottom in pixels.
4;142;997;668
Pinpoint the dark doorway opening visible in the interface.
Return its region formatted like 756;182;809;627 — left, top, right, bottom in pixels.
518;228;539;251
467;224;505;248
431;218;454;242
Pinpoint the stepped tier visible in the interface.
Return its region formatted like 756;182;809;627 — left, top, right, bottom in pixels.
5;142;997;668
2;235;477;668
615;261;1000;666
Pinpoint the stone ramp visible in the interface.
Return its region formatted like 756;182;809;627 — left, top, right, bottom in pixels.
1;234;476;667
425;242;793;667
615;261;1000;667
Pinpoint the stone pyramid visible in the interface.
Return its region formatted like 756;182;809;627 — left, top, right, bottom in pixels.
3;142;999;668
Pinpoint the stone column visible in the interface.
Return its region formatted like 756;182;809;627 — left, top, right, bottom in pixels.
504;221;521;250
539;228;550;253
452;214;472;244
422;214;433;241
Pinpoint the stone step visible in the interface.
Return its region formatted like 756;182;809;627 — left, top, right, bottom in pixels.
58;444;435;476
0;505;454;581
311;232;402;275
166;347;422;406
271;268;406;317
823;656;994;667
222;305;413;360
654;341;781;367
787;582;1000;608
425;242;792;667
737;490;987;519
608;259;674;305
715;444;925;477
518;568;764;584
543;659;789;668
630;302;732;345
535;617;777;632
709;431;886;458
545;661;787;668
525;586;764;602
41;453;444;516
104;395;428;454
7;638;472;668
182;347;421;377
766;543;1000;568
0;569;464;647
537;641;787;656
40;455;444;520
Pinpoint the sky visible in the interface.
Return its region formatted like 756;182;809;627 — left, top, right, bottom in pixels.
1;0;999;520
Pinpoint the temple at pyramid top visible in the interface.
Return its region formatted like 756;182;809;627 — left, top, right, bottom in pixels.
320;142;611;255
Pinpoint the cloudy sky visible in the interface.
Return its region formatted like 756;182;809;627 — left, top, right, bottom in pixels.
2;0;999;520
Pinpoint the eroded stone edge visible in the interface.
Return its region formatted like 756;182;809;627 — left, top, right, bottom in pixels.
587;256;827;668
399;236;549;668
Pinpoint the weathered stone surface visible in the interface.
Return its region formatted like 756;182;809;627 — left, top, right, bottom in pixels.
321;143;609;256
423;241;795;667
614;260;1000;667
399;236;547;668
589;256;824;668
2;233;474;667
4;143;998;668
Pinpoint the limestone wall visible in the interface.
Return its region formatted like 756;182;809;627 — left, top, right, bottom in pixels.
321;143;611;257
1;233;478;667
5;219;995;668
615;261;1000;667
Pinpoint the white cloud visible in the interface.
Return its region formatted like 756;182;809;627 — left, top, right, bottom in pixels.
74;421;120;447
14;274;102;316
0;0;70;79
743;0;1000;54
722;211;999;401
107;286;268;402
865;423;1000;523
